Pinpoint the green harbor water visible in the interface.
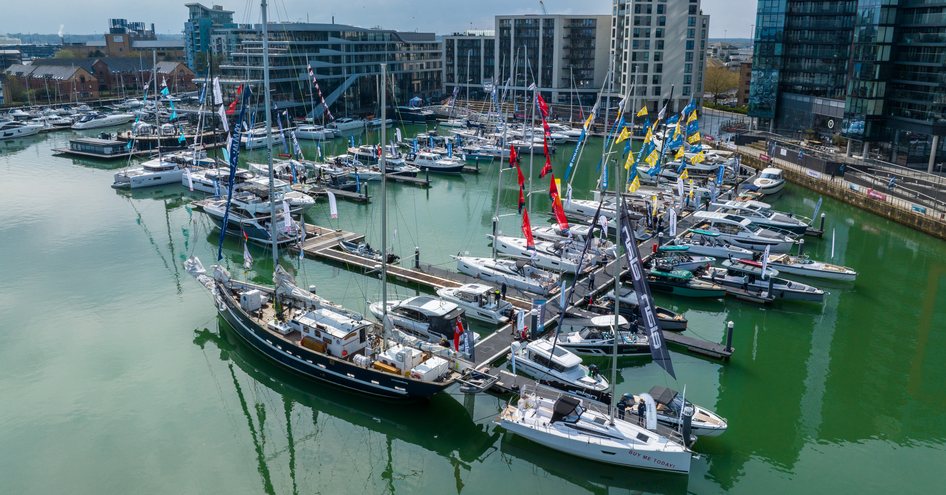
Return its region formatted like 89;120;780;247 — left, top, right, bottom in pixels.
1;126;945;494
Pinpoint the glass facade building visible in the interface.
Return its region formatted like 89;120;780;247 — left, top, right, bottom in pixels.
751;0;946;168
218;24;443;118
443;33;496;100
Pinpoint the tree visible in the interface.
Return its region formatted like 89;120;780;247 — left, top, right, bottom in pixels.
704;65;739;105
54;49;78;59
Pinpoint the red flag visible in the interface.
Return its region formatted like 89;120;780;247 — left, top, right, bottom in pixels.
516;163;525;187
539;155;553;178
521;209;536;250
376;145;382;158
548;174;570;231
509;145;519;168
225;84;243;115
536;94;550;119
453;322;463;351
518;186;525;214
539;138;552;178
542;120;551;138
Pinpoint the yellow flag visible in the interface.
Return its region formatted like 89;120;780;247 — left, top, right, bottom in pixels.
687;132;702;144
615;127;630;144
645;149;659;167
675;146;685;160
652;195;658;217
691;151;705;164
644;128;653;143
623;151;635;170
583;113;595;130
555;178;562;196
680;169;689;180
628;175;641;193
673;121;682;139
687;110;698;125
688;178;695;198
636;106;648;118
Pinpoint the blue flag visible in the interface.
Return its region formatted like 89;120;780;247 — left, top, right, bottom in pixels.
216;86;253;261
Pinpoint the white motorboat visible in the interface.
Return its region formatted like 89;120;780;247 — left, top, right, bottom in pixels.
692;211;799;253
532;224;615;259
648;245;716;272
327;117;366;132
242;127;282;149
509;340;609;397
599;287;688;332
669;230;755;259
369;296;475;345
367;117;393;128
200;197;305;246
235;176;316;214
498;390;691;473
766;253;858;282
408;151;466;173
491;235;597;274
620;387;728;437
700;259;826;303
0;120;44;140
712;199;810;236
752;167;785;195
184;168;255;195
112;157;184;189
436;283;513;325
552;314;650;357
454;256;558;295
294;124;337;140
438;118;468;128
71;112;134;129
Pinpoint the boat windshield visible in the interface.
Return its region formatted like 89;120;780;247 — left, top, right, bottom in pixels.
761;172;781;180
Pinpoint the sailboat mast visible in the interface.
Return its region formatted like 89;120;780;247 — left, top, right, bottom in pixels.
526;45;535;214
262;0;278;266
608;59;622;425
153;50;162;165
380;63;389;341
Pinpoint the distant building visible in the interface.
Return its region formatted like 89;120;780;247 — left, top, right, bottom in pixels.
184;3;238;71
26;57;195;94
0;49;21;72
612;0;710;114
750;0;946;169
494;14;612;109
2;64;99;103
218;22;443;118
443;31;496;102
57;18;184;61
736;62;751;107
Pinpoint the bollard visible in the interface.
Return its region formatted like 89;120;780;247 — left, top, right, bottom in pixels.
414;246;420;269
657;232;664;248
819;213;826;233
425;167;430;185
725;320;734;353
798;238;805;256
364;183;369;201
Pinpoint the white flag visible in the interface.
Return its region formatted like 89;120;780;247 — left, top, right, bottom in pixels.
395;128;402;143
327;191;338;219
565;183;573;207
161;77;167;88
217;105;230;133
282;201;291;232
597;215;609;237
185;169;194;191
243;242;253;269
298;223;306;259
528;82;536;91
516;309;525;333
668;207;677;236
761;245;770;279
212;77;223;105
676;177;685;200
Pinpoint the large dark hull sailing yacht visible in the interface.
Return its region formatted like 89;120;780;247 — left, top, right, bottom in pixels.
186;260;468;400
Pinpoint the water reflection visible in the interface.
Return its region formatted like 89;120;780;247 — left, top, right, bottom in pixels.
194;318;500;494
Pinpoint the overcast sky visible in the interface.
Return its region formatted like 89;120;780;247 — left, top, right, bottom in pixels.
0;0;757;39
